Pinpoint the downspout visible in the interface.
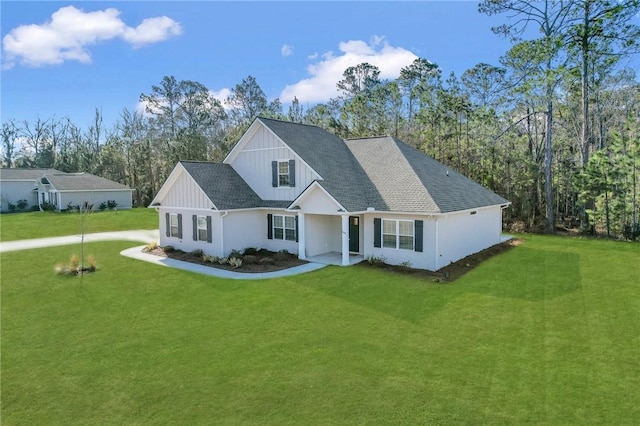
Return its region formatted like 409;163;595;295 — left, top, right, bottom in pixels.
434;218;440;271
220;211;228;256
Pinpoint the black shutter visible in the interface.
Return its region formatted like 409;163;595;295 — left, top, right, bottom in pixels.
192;215;198;241
267;214;273;239
271;161;278;187
415;220;423;252
373;218;381;248
177;214;183;239
206;216;212;243
165;212;170;237
295;215;299;242
289;159;296;187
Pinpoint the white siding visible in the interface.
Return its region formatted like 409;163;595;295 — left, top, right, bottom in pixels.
305;214;342;257
0;181;38;212
436;206;503;268
295;184;342;214
162;170;213;209
58;191;132;211
230;126;317;201
159;207;222;256
363;213;437;271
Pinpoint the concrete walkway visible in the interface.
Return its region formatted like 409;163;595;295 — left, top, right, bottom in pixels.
0;229;327;280
0;230;159;253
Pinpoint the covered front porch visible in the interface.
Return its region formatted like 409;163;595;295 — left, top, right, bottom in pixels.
306;252;365;266
297;212;364;266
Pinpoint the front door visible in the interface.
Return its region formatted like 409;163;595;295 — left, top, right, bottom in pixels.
349;216;360;252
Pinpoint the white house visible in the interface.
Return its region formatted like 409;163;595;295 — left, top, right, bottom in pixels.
150;117;510;271
0;168;60;212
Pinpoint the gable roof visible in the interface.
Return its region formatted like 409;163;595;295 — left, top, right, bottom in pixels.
45;173;131;191
0;168;62;181
180;161;289;210
258;117;387;212
260;118;508;213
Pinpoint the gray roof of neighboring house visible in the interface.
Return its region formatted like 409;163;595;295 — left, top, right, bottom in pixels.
45;173;131;191
0;168;62;181
180;161;289;210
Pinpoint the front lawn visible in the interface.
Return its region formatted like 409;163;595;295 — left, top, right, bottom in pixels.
0;208;157;241
1;236;639;424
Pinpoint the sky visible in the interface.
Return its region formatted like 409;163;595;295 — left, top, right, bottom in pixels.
2;1;535;129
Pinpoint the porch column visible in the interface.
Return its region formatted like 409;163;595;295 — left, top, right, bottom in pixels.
341;214;349;266
298;213;306;260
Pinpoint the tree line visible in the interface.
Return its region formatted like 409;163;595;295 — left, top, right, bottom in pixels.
2;0;639;239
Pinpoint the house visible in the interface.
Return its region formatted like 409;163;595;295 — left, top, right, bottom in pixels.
150;117;510;271
35;172;133;211
0;168;61;212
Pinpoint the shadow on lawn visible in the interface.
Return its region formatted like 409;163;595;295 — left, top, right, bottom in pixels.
470;247;582;302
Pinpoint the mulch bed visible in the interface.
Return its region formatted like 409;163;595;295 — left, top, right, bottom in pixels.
146;238;522;280
147;247;307;273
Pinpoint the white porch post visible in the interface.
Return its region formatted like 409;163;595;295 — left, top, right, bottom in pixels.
341;214;349;266
298;213;306;260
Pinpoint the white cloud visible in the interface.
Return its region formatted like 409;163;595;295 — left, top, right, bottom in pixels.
281;44;294;57
280;38;418;104
2;5;182;69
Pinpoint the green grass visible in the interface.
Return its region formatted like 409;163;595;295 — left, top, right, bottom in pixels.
1;236;639;424
0;208;157;241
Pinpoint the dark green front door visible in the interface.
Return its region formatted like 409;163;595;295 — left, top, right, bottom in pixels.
349;216;359;252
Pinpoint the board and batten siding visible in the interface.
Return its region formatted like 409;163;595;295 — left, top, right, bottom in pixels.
230;126;318;201
162;169;214;209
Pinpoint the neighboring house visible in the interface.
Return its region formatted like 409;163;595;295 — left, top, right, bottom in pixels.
151;117;510;271
35;172;133;211
0;168;61;212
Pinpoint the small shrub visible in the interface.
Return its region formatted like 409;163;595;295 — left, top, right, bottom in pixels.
87;255;97;272
229;249;243;258
191;249;203;257
203;255;219;263
16;199;28;210
243;247;258;255
99;202;108;211
229;257;243;268
142;241;159;253
243;254;258;264
7;202;16;212
366;255;387;267
66;202;80;212
54;264;74;276
163;245;174;252
274;250;291;262
218;257;229;265
41;201;56;211
69;254;80;270
107;200;118;210
260;257;275;265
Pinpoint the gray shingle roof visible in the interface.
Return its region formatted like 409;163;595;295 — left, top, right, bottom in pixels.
259;118;387;211
346;137;509;213
45;173;131;191
260;118;508;213
0;168;61;181
180;161;289;210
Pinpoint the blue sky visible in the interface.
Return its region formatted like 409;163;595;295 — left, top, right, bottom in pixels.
2;1;523;129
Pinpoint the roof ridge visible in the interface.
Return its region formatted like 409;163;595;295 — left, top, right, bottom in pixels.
257;116;325;130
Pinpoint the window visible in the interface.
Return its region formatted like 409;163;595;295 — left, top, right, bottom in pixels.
170;213;180;238
278;161;289;186
382;219;414;250
273;214;296;241
197;215;208;241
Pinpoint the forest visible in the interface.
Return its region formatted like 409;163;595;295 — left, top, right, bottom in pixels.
2;0;639;240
